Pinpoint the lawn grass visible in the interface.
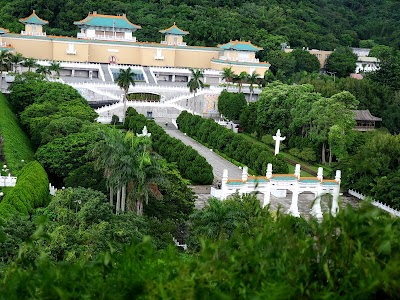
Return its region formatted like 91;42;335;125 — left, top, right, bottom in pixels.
239;133;333;178
0;93;34;175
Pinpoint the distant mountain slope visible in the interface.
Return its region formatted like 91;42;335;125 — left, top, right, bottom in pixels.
0;0;398;53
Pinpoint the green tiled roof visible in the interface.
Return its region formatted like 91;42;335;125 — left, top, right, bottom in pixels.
19;10;48;25
247;178;269;183
270;175;297;181
322;181;339;186
74;12;141;30
160;23;189;35
218;40;262;52
227;181;243;186
299;179;320;183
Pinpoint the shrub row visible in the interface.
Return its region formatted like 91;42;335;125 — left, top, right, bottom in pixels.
0;94;34;174
177;111;288;175
124;108;213;185
0;161;49;218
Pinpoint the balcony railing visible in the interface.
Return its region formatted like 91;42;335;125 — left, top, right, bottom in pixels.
160;41;187;46
77;33;136;42
219;56;259;63
21;31;47;36
154;55;164;60
66;49;76;55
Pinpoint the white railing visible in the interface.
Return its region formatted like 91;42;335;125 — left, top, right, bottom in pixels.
160;41;186;46
154;55;164;60
0;175;17;187
348;189;400;217
218;56;259;63
66;49;76;55
21;31;46;36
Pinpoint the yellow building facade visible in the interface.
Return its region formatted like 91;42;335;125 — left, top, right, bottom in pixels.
0;11;270;76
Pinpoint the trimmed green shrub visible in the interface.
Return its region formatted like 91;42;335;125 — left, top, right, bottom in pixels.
0;161;49;217
177;111;288;174
0;94;35;175
124;108;213;184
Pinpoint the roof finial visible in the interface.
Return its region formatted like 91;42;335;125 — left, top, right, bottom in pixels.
33;10;35;14
173;22;176;25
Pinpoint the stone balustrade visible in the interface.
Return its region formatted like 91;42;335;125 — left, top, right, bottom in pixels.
348;189;400;217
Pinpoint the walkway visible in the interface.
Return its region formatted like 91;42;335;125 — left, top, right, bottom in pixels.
157;120;242;182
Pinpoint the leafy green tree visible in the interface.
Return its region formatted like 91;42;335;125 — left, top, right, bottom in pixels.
217;90;247;121
35;65;51;77
291;49;321;73
325;47;357;77
116;67;136;118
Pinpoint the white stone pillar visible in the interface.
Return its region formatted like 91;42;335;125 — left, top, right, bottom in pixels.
221;169;228;199
242;166;248;182
317;167;323;181
331;187;340;216
262;187;271;207
294;164;301;179
266;163;273;179
288;186;300;217
335;170;341;184
172;74;176;82
311;187;323;219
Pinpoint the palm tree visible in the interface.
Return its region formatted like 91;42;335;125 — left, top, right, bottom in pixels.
221;67;235;90
49;62;61;78
0;49;10;89
247;71;260;103
92;128;163;215
235;71;248;93
36;65;51;78
187;68;204;112
23;57;37;72
8;52;24;73
116;67;136;119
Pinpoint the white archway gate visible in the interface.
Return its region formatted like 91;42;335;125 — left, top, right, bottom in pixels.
210;163;341;219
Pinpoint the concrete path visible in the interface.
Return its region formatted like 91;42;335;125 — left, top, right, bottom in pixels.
158;121;242;182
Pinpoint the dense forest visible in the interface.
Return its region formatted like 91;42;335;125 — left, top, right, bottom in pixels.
0;0;399;57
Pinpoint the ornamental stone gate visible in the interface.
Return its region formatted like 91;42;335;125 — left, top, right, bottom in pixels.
210;163;341;219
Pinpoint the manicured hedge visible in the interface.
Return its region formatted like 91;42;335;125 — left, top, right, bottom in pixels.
0;94;35;174
177;111;288;175
0;161;49;218
124;108;214;185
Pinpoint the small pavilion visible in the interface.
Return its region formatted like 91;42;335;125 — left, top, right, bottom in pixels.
159;23;189;46
352;110;382;131
74;11;141;42
19;10;48;36
217;40;262;63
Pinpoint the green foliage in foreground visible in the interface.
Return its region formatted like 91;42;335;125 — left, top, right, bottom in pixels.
0;94;34;174
1;194;399;299
0;161;49;217
124;108;214;185
177;110;288;174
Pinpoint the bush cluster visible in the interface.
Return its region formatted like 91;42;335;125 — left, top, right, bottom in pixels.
124;108;213;184
0;94;34;174
0;161;49;218
177;111;288;174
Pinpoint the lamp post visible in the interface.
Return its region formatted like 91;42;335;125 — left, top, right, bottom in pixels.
326;71;336;83
0;192;4;201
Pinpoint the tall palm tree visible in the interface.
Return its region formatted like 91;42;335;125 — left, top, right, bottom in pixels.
23;57;37;72
187;68;204;112
247;71;260;103
92;128;163;216
8;52;24;73
36;65;51;78
0;49;10;89
221;67;235;90
235;71;248;93
116;67;136;119
49;62;61;78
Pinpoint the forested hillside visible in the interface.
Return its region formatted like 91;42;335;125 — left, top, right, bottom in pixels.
0;0;399;59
